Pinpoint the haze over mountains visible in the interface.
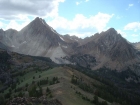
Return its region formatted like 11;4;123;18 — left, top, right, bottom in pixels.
0;17;140;74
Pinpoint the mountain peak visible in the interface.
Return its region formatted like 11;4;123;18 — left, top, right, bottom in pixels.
0;28;3;31
100;28;121;40
104;28;118;36
33;17;41;23
107;28;116;32
32;17;48;27
34;17;40;20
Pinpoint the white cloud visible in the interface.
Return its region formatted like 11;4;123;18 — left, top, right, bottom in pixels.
76;1;82;5
0;0;65;31
76;0;89;5
63;32;94;38
131;34;139;37
0;21;3;28
131;38;140;42
47;12;114;38
0;0;65;20
0;0;113;38
85;0;89;2
6;17;31;31
76;2;80;5
5;20;21;30
124;22;140;32
129;4;134;7
117;29;140;42
117;29;127;38
126;3;134;10
0;14;32;31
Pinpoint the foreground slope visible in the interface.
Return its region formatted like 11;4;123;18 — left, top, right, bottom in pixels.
0;49;111;105
0;48;140;105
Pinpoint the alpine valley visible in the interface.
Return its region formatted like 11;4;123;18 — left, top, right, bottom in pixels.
0;17;140;105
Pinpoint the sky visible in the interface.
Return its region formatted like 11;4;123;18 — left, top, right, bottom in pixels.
0;0;140;42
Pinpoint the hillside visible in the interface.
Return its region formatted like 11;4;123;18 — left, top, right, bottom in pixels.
0;49;111;105
0;49;140;105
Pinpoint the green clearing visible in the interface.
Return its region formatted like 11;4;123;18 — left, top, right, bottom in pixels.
1;66;110;105
23;67;95;105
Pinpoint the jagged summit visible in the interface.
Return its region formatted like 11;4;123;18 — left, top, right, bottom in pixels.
22;17;51;32
19;17;61;42
0;28;3;31
100;28;120;38
33;17;50;28
94;28;137;62
106;28;117;33
73;27;139;71
34;17;40;21
33;17;45;24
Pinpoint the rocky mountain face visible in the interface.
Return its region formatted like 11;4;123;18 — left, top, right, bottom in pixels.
64;54;96;69
133;42;140;51
0;18;73;63
59;34;81;44
72;28;140;71
0;29;17;50
0;17;140;74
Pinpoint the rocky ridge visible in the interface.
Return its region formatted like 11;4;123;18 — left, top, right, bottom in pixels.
0;17;140;74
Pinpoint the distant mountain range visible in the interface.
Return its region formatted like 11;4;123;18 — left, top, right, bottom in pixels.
0;17;140;75
1;17;140;105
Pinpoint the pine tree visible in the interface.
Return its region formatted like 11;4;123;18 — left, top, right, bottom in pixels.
93;95;99;104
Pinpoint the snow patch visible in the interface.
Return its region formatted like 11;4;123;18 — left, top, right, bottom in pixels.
62;46;67;48
11;45;15;47
50;27;58;34
22;41;27;44
75;39;78;41
60;36;65;41
42;20;46;25
39;18;47;26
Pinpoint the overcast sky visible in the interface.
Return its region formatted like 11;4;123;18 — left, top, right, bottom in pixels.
0;0;140;42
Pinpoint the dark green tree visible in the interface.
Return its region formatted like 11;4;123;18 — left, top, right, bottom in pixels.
25;83;28;87
0;95;5;105
93;95;99;104
28;85;37;97
38;86;42;96
101;101;108;105
18;92;23;97
39;75;41;78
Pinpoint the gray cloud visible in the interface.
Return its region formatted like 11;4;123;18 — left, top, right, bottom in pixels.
0;0;64;20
